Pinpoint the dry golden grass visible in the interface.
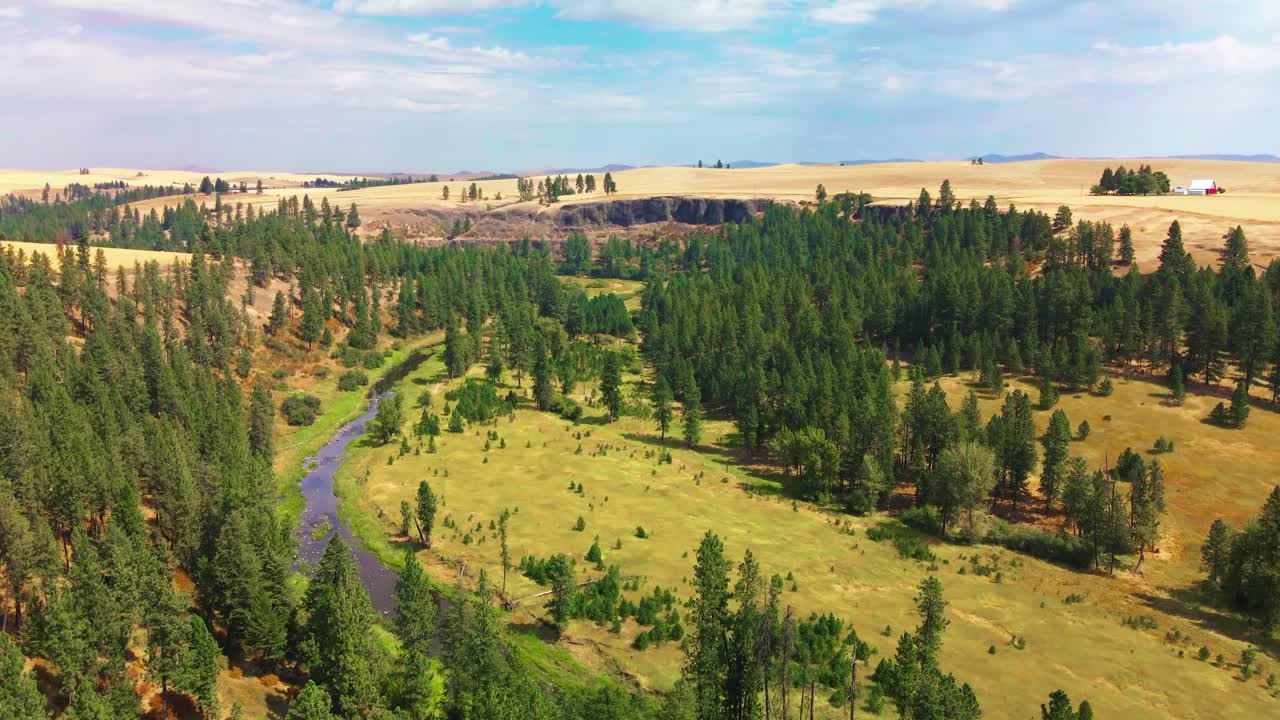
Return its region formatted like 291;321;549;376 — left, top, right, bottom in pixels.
1;239;191;269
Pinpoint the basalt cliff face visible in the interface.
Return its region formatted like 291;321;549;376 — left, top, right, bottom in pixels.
551;196;771;228
374;195;907;244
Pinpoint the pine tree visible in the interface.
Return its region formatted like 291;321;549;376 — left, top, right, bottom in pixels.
368;393;404;445
1229;380;1251;428
303;536;383;718
532;338;554;411
395;547;436;655
287;681;336;720
682;380;703;448
444;316;466;379
299;287;323;350
1039;410;1072;510
1158;220;1194;279
0;633;50;718
415;480;437;547
1201;518;1234;585
1219;225;1249;273
652;376;674;440
1169;364;1186;404
685;532;730;720
270;290;289;335
248;384;274;459
600;351;622;420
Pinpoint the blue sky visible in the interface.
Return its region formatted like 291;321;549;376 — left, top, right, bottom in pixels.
1;1;1278;172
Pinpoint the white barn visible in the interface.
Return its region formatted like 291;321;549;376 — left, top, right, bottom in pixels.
1187;179;1218;195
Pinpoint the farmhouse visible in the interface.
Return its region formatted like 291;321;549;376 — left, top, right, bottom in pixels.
1187;178;1218;195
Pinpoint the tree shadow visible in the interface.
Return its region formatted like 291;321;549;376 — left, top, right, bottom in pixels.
1135;585;1280;659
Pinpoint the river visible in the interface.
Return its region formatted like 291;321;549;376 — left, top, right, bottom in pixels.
293;347;434;615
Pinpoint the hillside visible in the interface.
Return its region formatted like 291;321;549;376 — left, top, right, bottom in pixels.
7;158;1278;267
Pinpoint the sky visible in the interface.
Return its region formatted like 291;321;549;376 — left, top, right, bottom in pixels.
1;1;1278;173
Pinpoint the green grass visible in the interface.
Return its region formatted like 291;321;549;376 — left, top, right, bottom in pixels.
331;359;1280;717
274;335;440;528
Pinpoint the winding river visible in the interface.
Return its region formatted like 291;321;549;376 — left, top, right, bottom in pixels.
293;348;433;615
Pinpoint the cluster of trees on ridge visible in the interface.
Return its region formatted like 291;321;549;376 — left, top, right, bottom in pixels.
1090;164;1171;196
0;170;1274;715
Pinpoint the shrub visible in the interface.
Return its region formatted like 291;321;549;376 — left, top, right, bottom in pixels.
1153;436;1174;454
271;367;288;380
363;351;386;370
1097;378;1113;396
635;526;649;539
337;369;369;391
986;522;1092;569
1122;614;1159;630
281;394;321;426
417;390;432;407
1077;420;1090;440
845;489;873;516
901;506;943;536
573;516;586;532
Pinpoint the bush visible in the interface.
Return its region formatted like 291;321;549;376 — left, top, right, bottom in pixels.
845;490;873;516
337;370;369;391
363;351;386;370
271;367;288;380
1097;378;1113;396
986;523;1092;569
1077;420;1090;441
573;516;586;532
901;506;943;536
550;395;583;422
281;394;321;426
635;526;649;539
1153;436;1174;454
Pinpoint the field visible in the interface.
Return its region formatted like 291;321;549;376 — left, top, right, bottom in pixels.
1;239;191;269
6;158;1279;266
331;322;1280;719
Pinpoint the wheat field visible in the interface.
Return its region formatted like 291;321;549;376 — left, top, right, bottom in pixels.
6;158;1278;266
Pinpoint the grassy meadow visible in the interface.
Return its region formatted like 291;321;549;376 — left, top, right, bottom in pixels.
329;322;1280;719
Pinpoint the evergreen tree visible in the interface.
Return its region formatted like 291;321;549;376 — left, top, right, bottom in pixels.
1040;409;1072;510
300;286;323;350
302;536;383;718
685;532;730;720
0;633;49;718
601;351;622;421
682;380;703;448
249;384;274;459
270;290;289;335
368;393;404;445
1200;518;1234;585
1118;224;1135;265
1158;220;1194;280
652;376;674;440
287;681;336;720
415;480;437;547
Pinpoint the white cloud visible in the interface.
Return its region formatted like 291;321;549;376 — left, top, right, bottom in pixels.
880;75;904;91
335;0;524;14
808;0;1021;25
943;35;1280;100
0;6;23;19
407;32;451;50
552;0;790;32
809;1;878;24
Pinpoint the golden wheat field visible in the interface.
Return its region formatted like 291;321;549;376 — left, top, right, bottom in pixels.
6;159;1279;266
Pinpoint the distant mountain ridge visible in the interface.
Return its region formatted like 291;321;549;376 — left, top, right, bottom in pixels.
973;152;1279;164
973;152;1063;163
